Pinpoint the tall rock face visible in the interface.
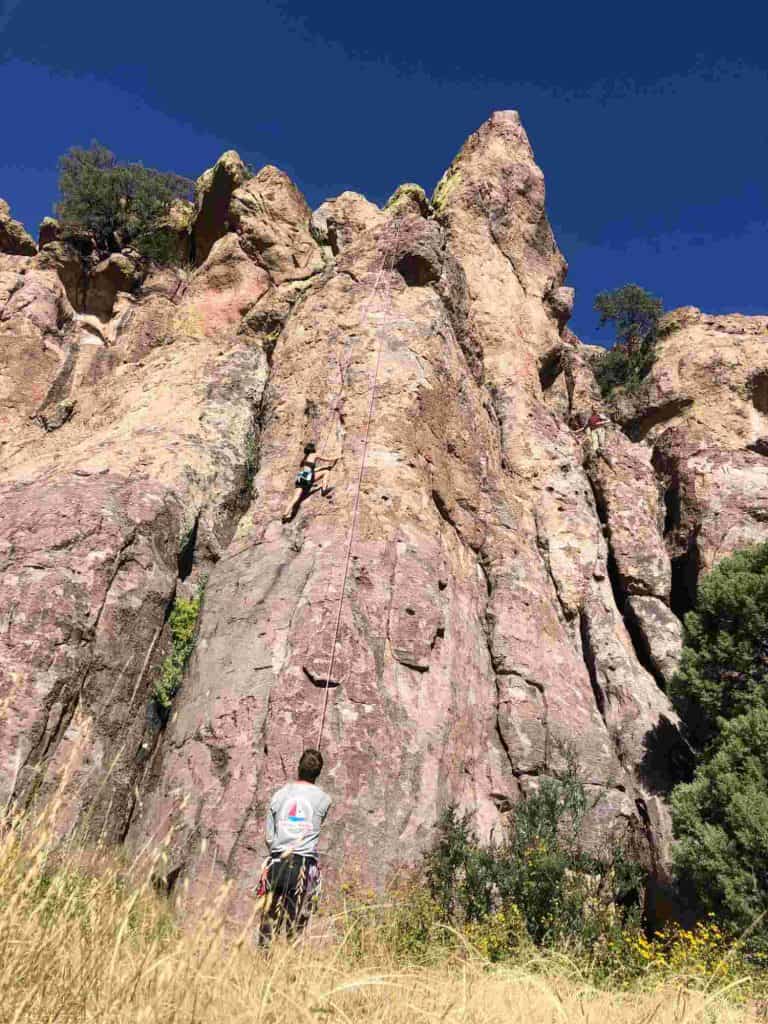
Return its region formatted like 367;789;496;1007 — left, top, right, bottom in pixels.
0;112;764;918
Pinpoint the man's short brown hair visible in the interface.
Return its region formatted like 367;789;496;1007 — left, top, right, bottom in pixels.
298;748;323;782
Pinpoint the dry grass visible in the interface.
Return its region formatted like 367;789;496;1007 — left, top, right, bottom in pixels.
0;807;762;1024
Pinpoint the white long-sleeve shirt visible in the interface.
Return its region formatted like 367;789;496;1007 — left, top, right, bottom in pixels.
266;781;331;858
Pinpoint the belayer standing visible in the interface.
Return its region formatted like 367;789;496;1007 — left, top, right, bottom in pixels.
282;443;337;523
257;749;331;943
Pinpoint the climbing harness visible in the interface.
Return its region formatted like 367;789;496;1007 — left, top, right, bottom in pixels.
314;220;402;751
256;851;321;941
295;464;315;488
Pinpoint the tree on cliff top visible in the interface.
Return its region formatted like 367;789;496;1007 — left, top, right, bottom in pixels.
670;542;768;945
57;142;192;262
592;284;664;397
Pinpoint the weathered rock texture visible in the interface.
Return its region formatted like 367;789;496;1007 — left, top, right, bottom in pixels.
0;113;765;920
0;199;37;256
610;307;768;616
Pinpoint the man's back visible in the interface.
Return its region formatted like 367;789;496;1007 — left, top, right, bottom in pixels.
267;780;331;858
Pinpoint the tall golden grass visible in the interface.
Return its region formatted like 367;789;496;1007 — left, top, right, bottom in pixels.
0;804;762;1024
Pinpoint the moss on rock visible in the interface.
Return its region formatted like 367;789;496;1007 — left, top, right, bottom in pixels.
385;183;432;218
432;167;462;213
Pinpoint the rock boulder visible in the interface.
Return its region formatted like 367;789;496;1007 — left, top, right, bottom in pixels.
0;199;36;256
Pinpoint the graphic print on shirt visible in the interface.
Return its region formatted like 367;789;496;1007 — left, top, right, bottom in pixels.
279;796;314;839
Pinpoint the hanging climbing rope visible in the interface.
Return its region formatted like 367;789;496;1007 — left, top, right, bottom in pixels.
315;220;402;751
312;335;352;461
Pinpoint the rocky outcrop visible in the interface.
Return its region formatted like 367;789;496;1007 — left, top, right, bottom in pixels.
0;199;37;256
0;471;182;833
38;217;60;248
85;251;144;320
192;151;249;266
311;191;385;255
229;165;324;284
0;115;765;924
37;238;91;311
0;253;74;447
612;308;768;614
154;198;194;266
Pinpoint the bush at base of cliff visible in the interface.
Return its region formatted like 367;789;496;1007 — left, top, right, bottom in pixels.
670;543;768;949
420;772;643;960
672;707;768;947
57;142;192;262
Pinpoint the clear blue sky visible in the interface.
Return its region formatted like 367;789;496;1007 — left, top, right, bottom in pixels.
1;0;765;342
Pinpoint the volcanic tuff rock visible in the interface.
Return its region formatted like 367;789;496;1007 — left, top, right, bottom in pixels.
611;307;768;612
1;112;766;920
0;199;37;256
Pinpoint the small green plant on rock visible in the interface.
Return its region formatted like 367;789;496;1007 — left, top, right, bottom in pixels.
244;429;258;492
154;583;205;710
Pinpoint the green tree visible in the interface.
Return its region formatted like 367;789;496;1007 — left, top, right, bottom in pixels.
670;543;768;944
671;707;768;940
592;284;664;397
670;543;768;749
57;142;192;261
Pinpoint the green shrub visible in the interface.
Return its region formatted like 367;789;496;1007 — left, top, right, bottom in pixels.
672;707;768;944
57;142;192;261
670;542;768;749
592;284;664;397
669;543;768;945
154;584;204;710
422;772;642;958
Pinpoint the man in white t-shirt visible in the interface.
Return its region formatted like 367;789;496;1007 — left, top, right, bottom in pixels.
258;748;332;942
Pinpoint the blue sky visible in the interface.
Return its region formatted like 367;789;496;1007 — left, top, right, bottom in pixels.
1;0;765;342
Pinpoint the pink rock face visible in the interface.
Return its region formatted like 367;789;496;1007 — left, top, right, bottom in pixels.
0;114;764;922
0;472;181;834
125;114;679;916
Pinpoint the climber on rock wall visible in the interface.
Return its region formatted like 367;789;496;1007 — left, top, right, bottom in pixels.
575;409;612;463
282;443;337;523
257;749;332;943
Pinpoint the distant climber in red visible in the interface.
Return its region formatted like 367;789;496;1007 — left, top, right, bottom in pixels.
257;748;332;943
574;409;612;462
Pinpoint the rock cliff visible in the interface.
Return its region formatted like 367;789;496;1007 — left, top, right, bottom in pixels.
1;112;766;918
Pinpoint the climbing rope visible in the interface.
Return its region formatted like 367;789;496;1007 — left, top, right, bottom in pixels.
315;220;402;750
312;337;352;462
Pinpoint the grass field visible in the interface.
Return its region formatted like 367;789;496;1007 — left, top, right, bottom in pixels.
0;808;764;1024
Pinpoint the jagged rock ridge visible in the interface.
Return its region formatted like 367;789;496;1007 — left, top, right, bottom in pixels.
1;112;767;918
